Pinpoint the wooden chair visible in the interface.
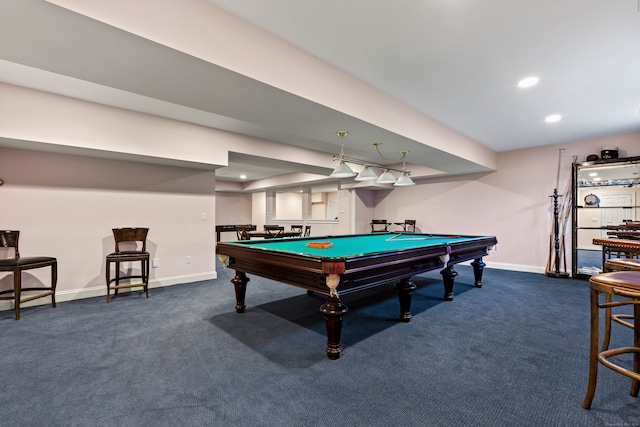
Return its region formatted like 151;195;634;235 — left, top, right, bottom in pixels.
582;271;640;409
370;219;390;232
264;225;284;238
0;230;57;320
235;226;251;240
105;228;150;303
304;225;311;237
399;219;416;232
291;225;303;235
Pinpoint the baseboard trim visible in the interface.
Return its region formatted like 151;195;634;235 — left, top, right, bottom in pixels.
454;260;547;275
486;262;547;275
0;271;217;313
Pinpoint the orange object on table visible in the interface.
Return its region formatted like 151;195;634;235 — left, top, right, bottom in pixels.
306;241;333;249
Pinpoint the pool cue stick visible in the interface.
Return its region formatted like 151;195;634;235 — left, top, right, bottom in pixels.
545;233;553;273
546;148;560;275
545;148;564;274
559;156;576;273
392;238;429;241
386;235;461;242
546;148;569;278
545;198;555;272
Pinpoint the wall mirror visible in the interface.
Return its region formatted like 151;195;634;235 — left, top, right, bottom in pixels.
571;156;640;278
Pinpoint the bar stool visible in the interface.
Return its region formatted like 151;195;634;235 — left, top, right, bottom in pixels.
582;271;640;409
602;259;640;344
370;219;390;232
605;258;640;273
0;230;57;320
105;228;150;303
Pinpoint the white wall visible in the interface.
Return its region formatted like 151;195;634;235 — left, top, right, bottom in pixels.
275;192;303;220
0;147;217;309
215;192;253;242
251;192;266;230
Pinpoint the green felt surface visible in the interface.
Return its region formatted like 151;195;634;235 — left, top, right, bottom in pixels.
226;233;486;258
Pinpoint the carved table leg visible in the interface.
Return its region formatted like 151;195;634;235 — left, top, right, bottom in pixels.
440;266;458;301
395;278;417;322
231;271;249;313
319;296;348;360
471;258;486;288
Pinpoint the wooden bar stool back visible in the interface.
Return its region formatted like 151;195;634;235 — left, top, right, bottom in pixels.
605;258;640;273
0;230;57;320
370;219;390;232
401;219;416;232
583;271;640;409
105;228;150;303
602;259;640;344
264;225;284;238
235;226;251;240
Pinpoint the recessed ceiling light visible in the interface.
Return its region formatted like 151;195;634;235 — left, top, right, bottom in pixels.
518;76;539;88
589;172;598;177
545;114;562;123
240;174;247;180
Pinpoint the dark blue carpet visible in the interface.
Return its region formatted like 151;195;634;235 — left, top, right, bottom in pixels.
1;263;638;426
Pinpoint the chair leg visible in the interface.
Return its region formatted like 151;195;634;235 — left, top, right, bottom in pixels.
105;260;111;303
583;288;600;409
632;304;640;397
13;267;21;321
602;293;612;352
143;259;149;299
114;263;120;296
51;262;57;309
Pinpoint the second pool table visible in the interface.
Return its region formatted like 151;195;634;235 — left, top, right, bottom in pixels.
217;232;497;359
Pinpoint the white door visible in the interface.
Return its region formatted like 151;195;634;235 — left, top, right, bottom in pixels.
600;193;634;229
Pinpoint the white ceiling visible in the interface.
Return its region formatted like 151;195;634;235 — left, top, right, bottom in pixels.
206;0;640;150
1;0;640;187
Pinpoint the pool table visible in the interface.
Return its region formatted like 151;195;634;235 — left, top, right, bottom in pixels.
217;232;497;359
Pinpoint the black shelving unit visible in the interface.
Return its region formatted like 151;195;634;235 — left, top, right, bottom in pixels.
571;156;640;279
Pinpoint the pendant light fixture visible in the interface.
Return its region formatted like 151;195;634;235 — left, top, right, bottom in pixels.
329;131;357;178
329;131;415;186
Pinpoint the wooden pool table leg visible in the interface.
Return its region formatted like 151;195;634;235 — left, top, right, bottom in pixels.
440;266;458;301
395;278;417;322
319;296;348;360
231;271;249;313
471;258;486;288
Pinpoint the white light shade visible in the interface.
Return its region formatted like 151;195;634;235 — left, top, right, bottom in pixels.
355;165;379;181
377;170;397;184
330;161;357;178
394;173;415;186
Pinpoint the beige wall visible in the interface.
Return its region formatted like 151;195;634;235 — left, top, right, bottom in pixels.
373;133;640;272
0;83;228;168
0;147;217;309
